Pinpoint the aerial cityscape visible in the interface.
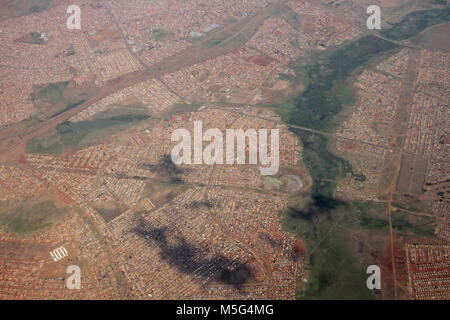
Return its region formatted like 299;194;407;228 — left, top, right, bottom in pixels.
0;0;448;301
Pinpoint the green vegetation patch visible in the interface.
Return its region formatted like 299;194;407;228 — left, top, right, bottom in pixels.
330;79;355;106
28;32;46;44
0;0;52;22
294;130;352;182
282;198;433;299
275;37;399;299
34;81;69;105
152;28;174;41
392;202;424;213
28;0;52;14
202;32;231;48
283;198;378;300
381;7;450;41
21;115;45;127
273;12;449;299
50;99;85;118
0;199;65;235
288;35;398;132
27;113;150;154
353;201;390;231
63;45;76;56
392;210;435;237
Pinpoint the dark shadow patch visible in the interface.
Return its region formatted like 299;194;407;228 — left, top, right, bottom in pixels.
141;155;190;184
288;195;346;221
218;264;252;286
133;217;253;290
189;200;212;209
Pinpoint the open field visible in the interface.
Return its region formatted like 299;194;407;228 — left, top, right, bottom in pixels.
28;80;98;121
152;28;174;42
396;154;427;196
142;180;190;208
0;0;53;22
26;113;150;154
0;195;67;235
391;209;435;237
283;199;393;299
410;21;450;52
92;199;129;224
